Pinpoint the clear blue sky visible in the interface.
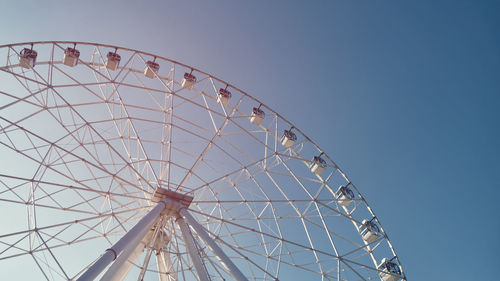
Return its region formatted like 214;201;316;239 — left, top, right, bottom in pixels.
1;0;499;280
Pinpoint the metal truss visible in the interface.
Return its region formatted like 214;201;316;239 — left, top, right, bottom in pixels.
0;41;406;281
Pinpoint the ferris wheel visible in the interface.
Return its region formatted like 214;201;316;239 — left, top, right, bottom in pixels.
0;41;406;281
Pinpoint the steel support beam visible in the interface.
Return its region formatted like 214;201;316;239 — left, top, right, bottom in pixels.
99;231;153;281
177;216;210;281
77;201;166;281
179;208;248;281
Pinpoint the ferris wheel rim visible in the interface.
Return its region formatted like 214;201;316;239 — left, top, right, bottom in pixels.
1;41;330;154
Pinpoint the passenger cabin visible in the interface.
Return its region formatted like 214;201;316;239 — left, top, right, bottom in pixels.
181;73;197;89
250;107;265;125
337;185;355;207
19;48;37;69
378;258;402;281
63;47;80;67
217;88;232;105
360;219;380;243
310;155;327;176
281;129;297;148
144;61;160;78
106;52;121;71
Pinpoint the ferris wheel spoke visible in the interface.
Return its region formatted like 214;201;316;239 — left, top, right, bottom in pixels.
188;147;285;196
194;209;329;278
46;63;160;193
175;96;244;193
101;56;177;189
189;208;380;268
0;85;155;199
159;64;175;185
229;165;284;259
109;81;227;120
0;115;152;200
0;209;142;262
166;119;274;180
201;207;381;280
0;66;48;88
167;220;192;281
93;70;162;188
31;252;54;281
36;88;158;197
1;164;145;221
35;230;70;280
0;207;146;240
224;116;277;158
0;87;47;111
0;170;147;210
198;90;221;133
200;218;280;280
1;72;48;111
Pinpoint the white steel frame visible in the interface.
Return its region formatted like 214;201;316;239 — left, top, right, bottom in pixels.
0;41;406;281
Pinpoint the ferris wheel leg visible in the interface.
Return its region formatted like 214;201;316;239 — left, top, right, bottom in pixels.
179;208;248;281
76;201;166;281
177;216;211;281
99;230;153;281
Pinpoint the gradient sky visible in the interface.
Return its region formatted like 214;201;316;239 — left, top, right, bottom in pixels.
1;1;499;280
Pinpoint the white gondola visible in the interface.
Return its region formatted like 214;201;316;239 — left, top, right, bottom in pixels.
106;52;121;71
181;72;196;89
217;88;232;105
310;155;327;176
281;129;297;148
250;107;265;125
360;219;380;243
19;48;37;69
63;47;80;67
336;185;355;207
378;258;402;281
144;61;160;78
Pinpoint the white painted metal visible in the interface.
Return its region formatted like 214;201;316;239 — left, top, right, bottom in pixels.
156;251;177;281
0;41;406;281
136;228;159;281
100;231;153;281
180;208;248;281
153;231;174;281
77;201;166;281
177;216;211;281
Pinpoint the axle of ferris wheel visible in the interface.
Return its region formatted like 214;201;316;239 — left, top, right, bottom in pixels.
76;188;248;281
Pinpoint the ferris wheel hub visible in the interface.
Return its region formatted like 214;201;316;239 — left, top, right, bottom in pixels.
152;188;194;216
